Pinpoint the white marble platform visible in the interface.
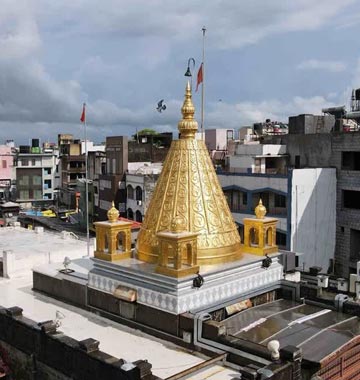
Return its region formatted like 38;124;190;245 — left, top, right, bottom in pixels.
88;253;283;314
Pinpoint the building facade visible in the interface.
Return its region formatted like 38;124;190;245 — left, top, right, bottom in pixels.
275;131;360;277
218;141;336;272
125;163;162;222
98;136;128;220
16;150;57;205
128;132;172;163
0;145;15;201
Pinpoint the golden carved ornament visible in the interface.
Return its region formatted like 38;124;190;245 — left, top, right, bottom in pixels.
255;199;267;219
107;201;119;223
136;82;242;265
177;81;198;139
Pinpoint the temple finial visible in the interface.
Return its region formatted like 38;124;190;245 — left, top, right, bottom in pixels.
178;81;198;139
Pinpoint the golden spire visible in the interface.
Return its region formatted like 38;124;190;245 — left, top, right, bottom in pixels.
255;199;267;219
178;81;198;139
107;201;119;223
136;82;242;266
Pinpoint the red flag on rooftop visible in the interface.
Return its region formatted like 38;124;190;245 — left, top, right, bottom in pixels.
80;103;86;123
196;63;203;92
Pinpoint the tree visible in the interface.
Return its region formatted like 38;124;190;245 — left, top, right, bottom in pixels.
137;128;158;135
132;128;158;140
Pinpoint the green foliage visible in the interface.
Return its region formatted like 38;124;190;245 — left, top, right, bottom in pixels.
132;128;158;140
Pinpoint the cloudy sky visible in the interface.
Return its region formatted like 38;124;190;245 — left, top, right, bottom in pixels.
1;0;360;144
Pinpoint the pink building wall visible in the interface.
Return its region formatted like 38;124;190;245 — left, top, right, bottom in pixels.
0;145;14;180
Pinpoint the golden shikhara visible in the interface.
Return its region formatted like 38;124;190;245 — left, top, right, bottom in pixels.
136;82;242;265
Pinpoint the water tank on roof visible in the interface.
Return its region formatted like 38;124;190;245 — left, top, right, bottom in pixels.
355;88;360;101
32;138;40;148
19;145;31;153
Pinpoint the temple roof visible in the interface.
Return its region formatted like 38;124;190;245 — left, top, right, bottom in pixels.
136;82;242;265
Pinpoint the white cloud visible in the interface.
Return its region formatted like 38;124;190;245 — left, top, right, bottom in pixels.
297;59;347;72
206;95;337;129
0;0;357;145
37;0;355;49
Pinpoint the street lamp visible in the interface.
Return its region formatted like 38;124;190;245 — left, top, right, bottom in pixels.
184;58;195;90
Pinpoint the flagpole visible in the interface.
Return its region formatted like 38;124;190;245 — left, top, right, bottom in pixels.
201;26;206;140
83;103;90;257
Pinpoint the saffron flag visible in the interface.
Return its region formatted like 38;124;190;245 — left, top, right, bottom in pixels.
80;103;86;123
196;63;203;92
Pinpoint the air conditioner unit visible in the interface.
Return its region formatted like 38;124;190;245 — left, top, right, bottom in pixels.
350;274;357;293
137;200;142;206
337;278;349;292
356;281;360;300
317;275;329;288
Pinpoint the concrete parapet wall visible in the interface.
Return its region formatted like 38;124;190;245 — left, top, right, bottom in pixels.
0;306;158;380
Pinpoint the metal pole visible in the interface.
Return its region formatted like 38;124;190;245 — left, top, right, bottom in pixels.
84;104;90;257
201;26;206;140
165;353;227;380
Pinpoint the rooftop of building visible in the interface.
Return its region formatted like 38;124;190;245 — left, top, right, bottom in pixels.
0;262;239;379
219;298;360;366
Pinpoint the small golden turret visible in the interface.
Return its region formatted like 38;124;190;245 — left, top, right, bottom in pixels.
243;199;278;256
94;201;132;262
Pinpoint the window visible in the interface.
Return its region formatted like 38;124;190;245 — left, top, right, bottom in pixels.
19;190;29;199
44;179;52;189
33;189;42;199
342;152;360;171
32;159;36;166
2;160;6;168
127;185;134;199
32;176;42;186
127;208;134;220
135;186;142;201
343;190;360;209
295;156;300;169
350;229;360;260
44;167;52;175
135;210;143;222
274;194;286;208
21;159;29;166
243;192;247;205
19;176;29;186
276;231;287;248
224;191;231;208
254;158;261;173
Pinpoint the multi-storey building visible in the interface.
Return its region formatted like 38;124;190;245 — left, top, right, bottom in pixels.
218;141;336;272
98;136;128;220
0;143;15;201
125;163;162;222
15;142;57;206
272;129;360;277
128;132;172;162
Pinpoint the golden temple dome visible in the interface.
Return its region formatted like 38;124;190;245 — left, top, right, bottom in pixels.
136;81;242;265
107;201;119;223
255;199;267;219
